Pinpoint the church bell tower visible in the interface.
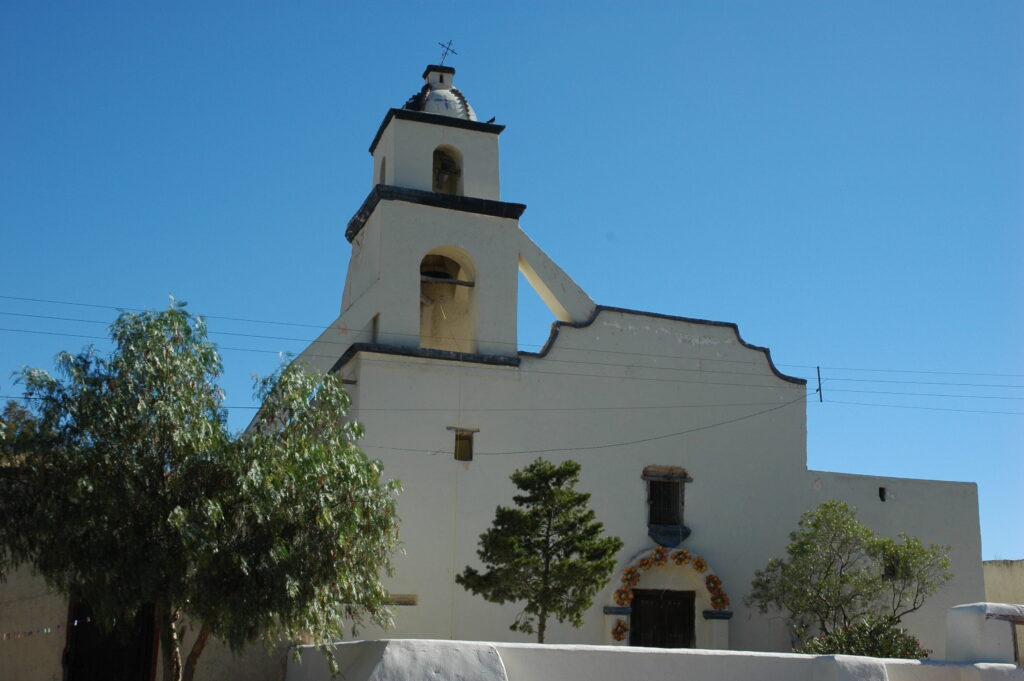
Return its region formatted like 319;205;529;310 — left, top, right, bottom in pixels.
340;65;527;358
335;65;594;365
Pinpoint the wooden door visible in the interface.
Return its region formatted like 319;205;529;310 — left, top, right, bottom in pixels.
628;589;696;648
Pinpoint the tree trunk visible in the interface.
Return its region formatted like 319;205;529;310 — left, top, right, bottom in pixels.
182;624;212;681
536;507;553;644
158;603;183;681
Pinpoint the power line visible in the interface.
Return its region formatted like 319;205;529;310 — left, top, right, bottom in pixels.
8;313;1024;393
0;394;816;457
3;293;1021;379
7;391;1020;418
826;388;1024;401
0;394;803;414
825;399;1024;416
0;326;812;392
362;391;815;454
0;311;815;382
779;363;1024;379
0;308;805;377
4;324;1020;400
0;294;325;329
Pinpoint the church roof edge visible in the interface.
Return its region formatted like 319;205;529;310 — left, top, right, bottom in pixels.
369;108;505;155
325;305;806;386
345;184;525;242
520;305;807;386
329;343;521;375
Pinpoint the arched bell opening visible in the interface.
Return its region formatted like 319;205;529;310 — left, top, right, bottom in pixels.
419;248;476;353
432;145;463;195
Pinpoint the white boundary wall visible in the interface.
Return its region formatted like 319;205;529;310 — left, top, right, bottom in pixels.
286;638;1024;681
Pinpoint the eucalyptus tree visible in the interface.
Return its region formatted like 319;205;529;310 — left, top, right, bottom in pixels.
0;304;399;681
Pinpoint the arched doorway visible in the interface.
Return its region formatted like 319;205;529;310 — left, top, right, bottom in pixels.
609;546;732;649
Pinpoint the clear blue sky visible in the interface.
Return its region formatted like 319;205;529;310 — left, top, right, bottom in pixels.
2;2;1021;560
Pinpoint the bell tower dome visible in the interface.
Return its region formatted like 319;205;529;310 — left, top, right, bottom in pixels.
369;65;502;200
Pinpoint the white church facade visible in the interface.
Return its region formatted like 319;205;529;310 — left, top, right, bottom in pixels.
289;64;985;657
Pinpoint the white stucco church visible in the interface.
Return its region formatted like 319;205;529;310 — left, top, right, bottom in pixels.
280;65;983;659
288;63;985;658
1;63;1013;681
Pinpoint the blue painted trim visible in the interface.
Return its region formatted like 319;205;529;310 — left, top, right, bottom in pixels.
702;610;734;620
648;524;691;548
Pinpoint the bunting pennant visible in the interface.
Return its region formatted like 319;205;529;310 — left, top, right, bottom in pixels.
0;617;90;642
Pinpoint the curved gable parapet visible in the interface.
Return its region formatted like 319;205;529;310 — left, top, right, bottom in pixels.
520;305;806;386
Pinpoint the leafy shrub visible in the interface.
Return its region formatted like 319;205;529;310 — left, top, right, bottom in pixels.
798;616;931;659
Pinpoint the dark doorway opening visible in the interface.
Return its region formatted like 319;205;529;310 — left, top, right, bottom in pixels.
63;602;157;681
628;589;695;648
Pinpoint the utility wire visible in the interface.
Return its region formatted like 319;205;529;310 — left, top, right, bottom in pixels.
0;326;812;392
365;393;813;455
0;311;815;381
0;394;802;413
7;391;1021;417
3;294;1021;379
8;319;1024;393
1;394;816;454
3;324;1020;400
0;294;325;329
778;362;1024;379
825;388;1024;401
825;399;1024;416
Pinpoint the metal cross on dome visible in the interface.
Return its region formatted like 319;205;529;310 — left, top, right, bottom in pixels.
437;40;457;65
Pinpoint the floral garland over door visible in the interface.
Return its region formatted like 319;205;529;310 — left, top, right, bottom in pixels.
611;546;730;641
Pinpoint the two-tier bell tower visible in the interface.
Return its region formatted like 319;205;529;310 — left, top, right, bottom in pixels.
336;65;594;362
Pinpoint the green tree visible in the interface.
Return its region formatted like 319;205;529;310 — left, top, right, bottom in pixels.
456;458;623;643
0;305;400;681
798;616;931;659
747;500;952;651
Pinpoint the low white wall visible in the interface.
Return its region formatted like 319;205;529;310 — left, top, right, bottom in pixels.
946;602;1024;665
286;639;1024;681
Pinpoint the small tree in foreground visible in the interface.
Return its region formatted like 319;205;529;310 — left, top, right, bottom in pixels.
0;305;400;681
747;500;952;655
456;458;623;643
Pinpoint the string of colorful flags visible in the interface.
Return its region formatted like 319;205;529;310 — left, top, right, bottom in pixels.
0;617;90;641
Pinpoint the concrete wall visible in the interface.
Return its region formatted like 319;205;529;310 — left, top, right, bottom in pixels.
985;560;1024;604
983;562;1024;666
286;639;1024;681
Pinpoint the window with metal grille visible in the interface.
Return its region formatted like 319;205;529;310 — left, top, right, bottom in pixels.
648;479;681;525
642;466;692;547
